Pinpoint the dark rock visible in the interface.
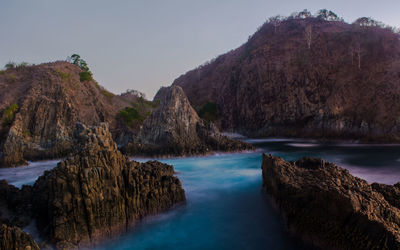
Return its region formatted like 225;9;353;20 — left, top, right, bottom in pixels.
0;123;185;249
121;86;253;156
261;153;400;249
0;224;39;250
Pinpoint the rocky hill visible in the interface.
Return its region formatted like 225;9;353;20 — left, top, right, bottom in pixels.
0;123;185;249
0;61;250;167
121;86;253;156
173;13;400;141
0;61;136;167
262;154;400;249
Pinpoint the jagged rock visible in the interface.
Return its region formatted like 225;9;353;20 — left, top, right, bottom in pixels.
0;123;185;249
0;62;137;167
0;224;39;250
121;86;253;156
261;154;400;249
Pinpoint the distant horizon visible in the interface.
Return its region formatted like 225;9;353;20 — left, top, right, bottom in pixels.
1;0;400;99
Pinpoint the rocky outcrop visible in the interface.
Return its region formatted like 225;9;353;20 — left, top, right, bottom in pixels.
173;15;400;141
261;154;400;249
0;62;136;167
0;123;185;249
0;224;39;250
121;86;253;156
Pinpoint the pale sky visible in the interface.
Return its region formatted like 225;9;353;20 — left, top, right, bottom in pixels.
1;0;399;98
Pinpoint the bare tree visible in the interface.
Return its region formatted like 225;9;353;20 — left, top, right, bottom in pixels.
298;9;311;19
269;15;283;33
355;41;362;70
305;25;312;49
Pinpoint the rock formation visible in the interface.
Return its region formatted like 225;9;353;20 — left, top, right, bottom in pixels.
0;224;39;250
261;154;400;249
0;62;251;167
0;61;137;167
173;15;400;141
121;86;253;156
0;123;186;249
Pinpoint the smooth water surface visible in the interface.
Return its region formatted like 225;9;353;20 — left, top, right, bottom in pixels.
1;139;400;249
0;159;60;188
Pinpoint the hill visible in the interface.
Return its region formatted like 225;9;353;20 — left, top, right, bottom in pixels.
173;11;400;141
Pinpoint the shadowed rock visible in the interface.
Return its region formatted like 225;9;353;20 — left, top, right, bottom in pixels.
261;154;400;249
0;224;39;250
0;123;186;249
121;86;253;156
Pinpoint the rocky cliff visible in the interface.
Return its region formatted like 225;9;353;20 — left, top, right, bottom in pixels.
261;154;400;249
0;61;137;167
0;224;39;250
0;61;251;167
121;86;253;156
0;123;186;249
173;14;400;141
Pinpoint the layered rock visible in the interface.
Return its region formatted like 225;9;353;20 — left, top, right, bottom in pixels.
0;123;185;249
261;154;400;249
0;62;136;167
173;16;400;141
0;224;39;250
121;86;253;156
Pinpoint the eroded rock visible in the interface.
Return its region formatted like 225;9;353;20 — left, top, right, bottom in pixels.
121;86;253;156
0;123;186;249
261;154;400;249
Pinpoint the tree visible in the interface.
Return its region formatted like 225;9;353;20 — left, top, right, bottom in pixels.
4;62;16;70
305;24;312;49
298;9;311;19
269;15;283;33
353;17;381;27
317;9;341;21
70;54;81;65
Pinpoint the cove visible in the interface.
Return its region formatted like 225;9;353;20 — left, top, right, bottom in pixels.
1;139;400;249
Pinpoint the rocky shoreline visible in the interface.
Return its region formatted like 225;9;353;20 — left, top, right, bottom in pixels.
0;123;186;249
261;154;400;249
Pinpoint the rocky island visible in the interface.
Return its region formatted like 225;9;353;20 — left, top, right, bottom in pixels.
261;154;400;249
0;123;185;249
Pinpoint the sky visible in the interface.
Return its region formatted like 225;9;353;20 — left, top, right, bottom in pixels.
1;0;400;99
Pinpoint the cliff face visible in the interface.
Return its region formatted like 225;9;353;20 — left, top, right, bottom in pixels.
0;62;135;167
0;224;39;250
261;154;400;249
0;123;186;249
173;17;400;141
121;86;253;156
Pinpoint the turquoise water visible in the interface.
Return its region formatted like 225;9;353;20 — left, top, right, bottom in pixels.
100;152;306;250
1;139;400;249
99;139;400;250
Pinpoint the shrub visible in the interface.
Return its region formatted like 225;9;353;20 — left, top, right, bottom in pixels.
198;101;220;123
4;62;16;70
117;107;143;126
2;104;19;125
16;62;29;68
7;74;17;83
79;71;93;82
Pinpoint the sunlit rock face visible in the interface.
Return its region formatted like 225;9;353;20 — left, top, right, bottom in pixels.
261;154;400;249
121;85;253;156
0;123;186;249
